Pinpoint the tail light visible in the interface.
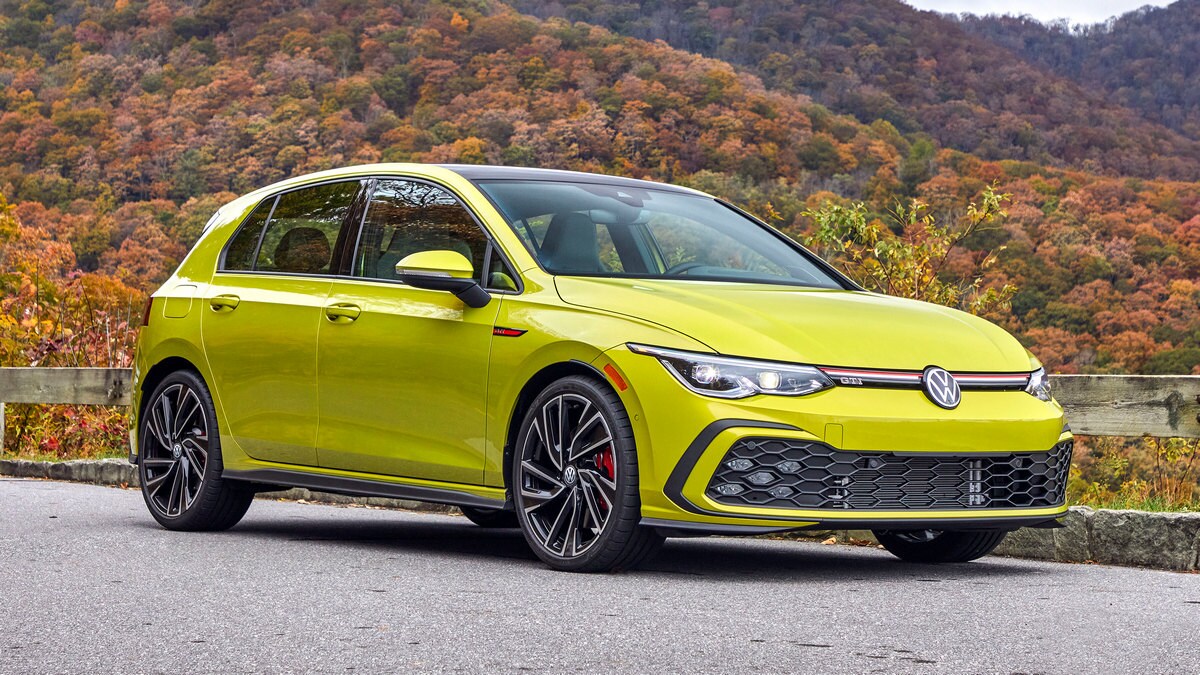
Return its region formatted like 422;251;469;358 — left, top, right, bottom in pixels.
141;297;154;326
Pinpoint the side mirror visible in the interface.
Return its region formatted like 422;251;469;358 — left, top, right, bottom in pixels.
395;250;491;309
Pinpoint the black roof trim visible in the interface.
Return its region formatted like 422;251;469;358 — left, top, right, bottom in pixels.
438;164;700;194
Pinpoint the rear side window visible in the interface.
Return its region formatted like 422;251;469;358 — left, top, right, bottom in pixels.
221;180;361;274
256;181;361;274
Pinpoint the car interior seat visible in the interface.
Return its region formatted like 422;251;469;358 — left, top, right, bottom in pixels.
273;227;331;273
540;212;602;273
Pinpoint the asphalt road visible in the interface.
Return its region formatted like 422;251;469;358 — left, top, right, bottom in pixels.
1;479;1197;674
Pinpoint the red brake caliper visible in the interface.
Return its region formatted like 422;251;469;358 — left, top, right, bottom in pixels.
594;447;615;509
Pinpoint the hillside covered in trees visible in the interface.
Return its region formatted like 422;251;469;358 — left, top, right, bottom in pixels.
1;0;1199;391
957;0;1200;138
510;0;1200;180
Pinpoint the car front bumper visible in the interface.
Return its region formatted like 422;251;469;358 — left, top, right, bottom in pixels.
598;345;1072;533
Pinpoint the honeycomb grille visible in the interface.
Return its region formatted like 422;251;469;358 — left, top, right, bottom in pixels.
707;439;1072;510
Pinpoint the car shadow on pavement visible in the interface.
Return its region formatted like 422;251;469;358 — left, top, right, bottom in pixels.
181;507;1054;582
643;537;1047;583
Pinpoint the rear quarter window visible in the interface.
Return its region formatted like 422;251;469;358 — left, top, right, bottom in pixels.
222;200;274;271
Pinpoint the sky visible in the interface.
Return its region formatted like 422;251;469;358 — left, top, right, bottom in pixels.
903;0;1176;25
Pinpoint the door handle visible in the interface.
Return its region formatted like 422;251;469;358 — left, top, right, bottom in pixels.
324;303;361;323
209;295;240;312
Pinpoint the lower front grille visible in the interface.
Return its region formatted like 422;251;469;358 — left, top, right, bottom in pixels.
707;439;1072;510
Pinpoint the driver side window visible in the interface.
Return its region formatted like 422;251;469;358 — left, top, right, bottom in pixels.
354;179;488;282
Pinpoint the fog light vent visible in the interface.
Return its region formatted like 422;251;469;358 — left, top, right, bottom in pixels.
745;471;778;486
776;460;801;474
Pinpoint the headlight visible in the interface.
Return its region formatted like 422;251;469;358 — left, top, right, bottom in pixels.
628;344;833;399
1026;367;1052;401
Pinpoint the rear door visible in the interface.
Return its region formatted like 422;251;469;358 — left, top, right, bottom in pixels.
315;177;513;484
202;179;365;466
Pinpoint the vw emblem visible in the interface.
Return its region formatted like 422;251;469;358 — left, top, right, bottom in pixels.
922;366;961;409
563;465;578;486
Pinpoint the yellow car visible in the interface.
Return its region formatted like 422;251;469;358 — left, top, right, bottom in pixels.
130;164;1070;572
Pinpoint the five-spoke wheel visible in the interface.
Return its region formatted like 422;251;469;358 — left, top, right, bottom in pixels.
513;375;662;572
139;370;252;531
142;380;209;517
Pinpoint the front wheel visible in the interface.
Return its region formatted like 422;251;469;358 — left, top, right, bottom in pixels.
873;529;1007;563
138;370;253;531
512;375;662;572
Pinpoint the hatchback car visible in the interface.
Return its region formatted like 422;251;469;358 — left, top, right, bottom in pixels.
130;164;1070;572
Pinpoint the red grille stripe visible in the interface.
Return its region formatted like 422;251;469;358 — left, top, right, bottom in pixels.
819;366;1031;389
820;368;921;380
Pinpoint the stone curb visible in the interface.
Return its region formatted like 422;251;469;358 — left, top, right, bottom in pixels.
0;458;456;515
782;505;1200;571
4;459;1197;570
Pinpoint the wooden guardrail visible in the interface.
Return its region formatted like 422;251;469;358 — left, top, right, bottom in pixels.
0;368;132;445
0;368;1198;442
1051;375;1200;438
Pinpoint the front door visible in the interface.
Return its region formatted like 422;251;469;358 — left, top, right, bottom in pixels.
202;179;363;466
316;178;501;484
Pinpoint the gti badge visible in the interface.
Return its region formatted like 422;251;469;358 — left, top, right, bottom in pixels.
922;366;961;409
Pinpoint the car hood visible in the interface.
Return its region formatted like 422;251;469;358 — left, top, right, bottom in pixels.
554;277;1034;372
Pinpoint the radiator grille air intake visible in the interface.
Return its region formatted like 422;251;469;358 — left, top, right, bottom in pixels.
707;439;1072;510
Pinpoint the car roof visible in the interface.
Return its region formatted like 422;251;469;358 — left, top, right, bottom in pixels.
438;164;706;196
206;163;710;232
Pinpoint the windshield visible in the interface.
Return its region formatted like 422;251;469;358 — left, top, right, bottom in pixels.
472;180;845;289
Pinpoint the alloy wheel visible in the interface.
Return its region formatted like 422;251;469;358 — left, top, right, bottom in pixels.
141;382;209;518
517;393;618;559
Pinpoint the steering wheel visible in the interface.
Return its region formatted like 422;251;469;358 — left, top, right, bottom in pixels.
665;261;707;276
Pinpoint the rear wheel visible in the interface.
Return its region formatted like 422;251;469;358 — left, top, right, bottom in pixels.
460;506;518;528
512;375;662;572
139;370;253;531
873;529;1007;563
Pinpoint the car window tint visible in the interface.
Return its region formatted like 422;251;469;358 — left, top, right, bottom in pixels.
645;215;788;277
514;214;552;250
355;179;488;282
255;181;360;274
222;198;274;271
596;224;624;273
474;180;843;288
510;213;626;273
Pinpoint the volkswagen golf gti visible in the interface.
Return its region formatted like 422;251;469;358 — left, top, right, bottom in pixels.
130;164;1071;572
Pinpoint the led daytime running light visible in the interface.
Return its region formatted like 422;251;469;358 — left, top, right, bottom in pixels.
628;344;834;399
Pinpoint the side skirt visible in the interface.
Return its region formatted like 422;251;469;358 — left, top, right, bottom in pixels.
640;517;804;538
223;468;506;511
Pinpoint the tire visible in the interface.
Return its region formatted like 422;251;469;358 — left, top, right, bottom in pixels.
460;506;519;528
511;375;663;572
873;529;1007;563
138;369;253;531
